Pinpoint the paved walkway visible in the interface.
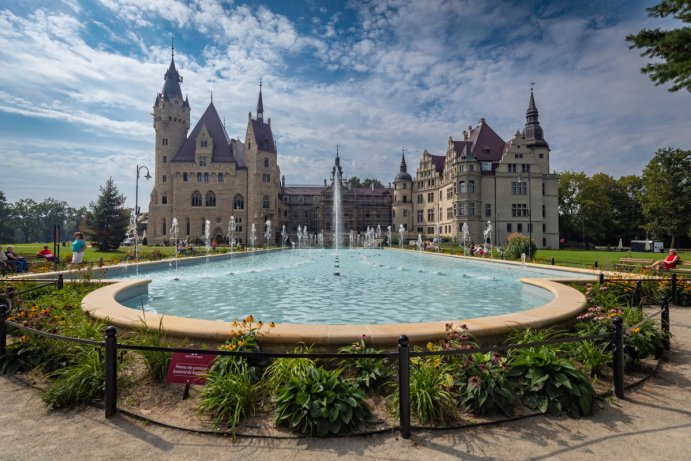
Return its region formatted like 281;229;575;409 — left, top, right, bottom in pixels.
1;306;690;461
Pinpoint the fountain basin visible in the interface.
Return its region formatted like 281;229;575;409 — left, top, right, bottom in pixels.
81;250;596;346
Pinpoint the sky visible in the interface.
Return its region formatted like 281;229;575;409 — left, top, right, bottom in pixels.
0;0;689;210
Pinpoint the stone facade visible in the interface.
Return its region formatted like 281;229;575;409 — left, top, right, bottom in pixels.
392;91;560;249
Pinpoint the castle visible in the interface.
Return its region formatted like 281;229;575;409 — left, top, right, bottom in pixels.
147;49;558;248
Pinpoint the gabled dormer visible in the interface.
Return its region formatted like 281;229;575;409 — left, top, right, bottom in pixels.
195;125;213;166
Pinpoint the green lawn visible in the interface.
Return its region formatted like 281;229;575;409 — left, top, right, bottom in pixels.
2;242;177;266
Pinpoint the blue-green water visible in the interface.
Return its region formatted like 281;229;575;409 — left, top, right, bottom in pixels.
116;249;590;325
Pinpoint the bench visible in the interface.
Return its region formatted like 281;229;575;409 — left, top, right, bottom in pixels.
613;257;654;272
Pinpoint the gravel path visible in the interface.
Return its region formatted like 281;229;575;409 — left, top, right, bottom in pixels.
1;306;690;461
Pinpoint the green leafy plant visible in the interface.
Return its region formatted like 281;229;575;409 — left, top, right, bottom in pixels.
454;352;517;416
0;335;44;374
261;343;316;392
508;347;594;418
389;356;455;425
564;340;611;378
274;366;370;436
134;318;174;382
42;347;105;409
338;336;390;391
198;359;258;434
621;307;665;365
504;233;537;260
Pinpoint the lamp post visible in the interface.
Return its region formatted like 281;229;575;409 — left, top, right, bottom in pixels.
517;174;532;260
135;164;152;261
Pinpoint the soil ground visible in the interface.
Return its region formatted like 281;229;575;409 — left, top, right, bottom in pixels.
1;305;690;460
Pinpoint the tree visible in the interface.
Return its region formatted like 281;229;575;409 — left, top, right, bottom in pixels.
558;171;589;243
640;148;691;248
362;178;384;189
626;0;691;92
83;178;130;251
12;198;41;243
0;191;14;243
616;175;646;243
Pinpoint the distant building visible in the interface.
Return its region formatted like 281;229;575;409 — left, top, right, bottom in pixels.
392;91;559;249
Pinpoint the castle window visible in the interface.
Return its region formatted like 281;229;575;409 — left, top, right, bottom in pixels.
162;218;167;235
469;165;474;172
218;173;224;183
517;223;523;232
183;173;188;182
393;210;396;218
162;155;167;163
162;175;167;183
162;138;168;146
507;223;512;232
543;223;546;232
511;182;527;195
199;156;207;167
521;164;530;173
417;194;423;204
264;158;269;167
481;162;491;171
263;173;270;182
539;153;544;158
427;192;434;202
197;172;202;182
403;210;408;217
469;203;476;216
262;196;270;209
248;141;251;149
542;205;546;217
201;140;208;148
468;181;475;193
192;191;202;207
402;196;408;203
161;195;167;205
427;208;434;221
542;183;546;195
233;194;244;210
459;181;466;193
403;183;407;189
512;204;528;217
508;164;517;173
205;191;216;207
458;204;465;216
485;203;492;217
204;172;209;183
417;210;423;222
186;218;190;235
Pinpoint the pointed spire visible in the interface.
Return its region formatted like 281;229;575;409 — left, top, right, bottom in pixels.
210;90;213;103
522;86;548;148
400;147;407;172
256;78;264;121
162;37;183;101
331;145;343;182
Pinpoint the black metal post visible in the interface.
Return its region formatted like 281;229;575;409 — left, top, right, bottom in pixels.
551;257;555;266
611;317;625;399
398;334;411;439
104;326;118;418
0;304;7;358
670;273;677;306
634;280;642;306
599;273;605;285
594;261;598;269
56;274;64;290
661;295;670;352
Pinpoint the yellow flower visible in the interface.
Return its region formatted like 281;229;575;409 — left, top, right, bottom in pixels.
269;322;276;328
257;321;263;328
244;315;255;323
426;342;435;351
631;327;641;334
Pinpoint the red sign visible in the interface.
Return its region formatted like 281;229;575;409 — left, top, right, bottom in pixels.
166;352;217;385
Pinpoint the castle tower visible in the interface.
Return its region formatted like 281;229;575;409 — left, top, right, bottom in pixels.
149;41;191;240
392;149;413;236
244;81;280;242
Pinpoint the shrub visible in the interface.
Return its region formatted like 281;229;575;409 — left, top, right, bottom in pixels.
42;347;105;409
275;366;370;436
262;344;316;391
508;347;594;417
198;359;258;434
338;336;391;391
454;352;517;416
134;318;174;382
504;233;537;260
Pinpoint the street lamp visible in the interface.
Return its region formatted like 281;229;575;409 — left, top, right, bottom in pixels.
517;174;532;260
135;164;152;261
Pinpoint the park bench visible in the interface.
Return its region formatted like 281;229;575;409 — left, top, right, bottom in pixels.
613;257;654;272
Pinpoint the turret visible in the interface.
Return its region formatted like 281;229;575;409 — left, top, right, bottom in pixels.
522;89;548;148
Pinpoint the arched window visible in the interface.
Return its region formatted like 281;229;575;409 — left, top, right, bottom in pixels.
233;194;244;210
191;191;202;207
262;195;270;209
205;191;216;207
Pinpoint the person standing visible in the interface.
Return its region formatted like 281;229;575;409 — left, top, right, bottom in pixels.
71;232;87;265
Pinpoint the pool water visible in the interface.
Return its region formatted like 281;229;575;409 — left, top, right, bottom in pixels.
116;249;589;325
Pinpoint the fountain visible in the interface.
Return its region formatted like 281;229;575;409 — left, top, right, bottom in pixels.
434;221;441;253
297;225;303;249
264;219;272;249
170;217;180;279
386;226;392;247
304;225;309;248
484;220;493;259
399;224;405;249
250;223;257;251
416;233;424;272
318;232;324;249
349;230;354;249
203;219;211;273
332;152;343;252
227;216;236;274
462;222;470;256
281;225;288;249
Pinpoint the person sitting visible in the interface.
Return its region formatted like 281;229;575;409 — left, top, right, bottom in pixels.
36;245;59;263
5;245;30;272
0;246;9;272
649;249;680;271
